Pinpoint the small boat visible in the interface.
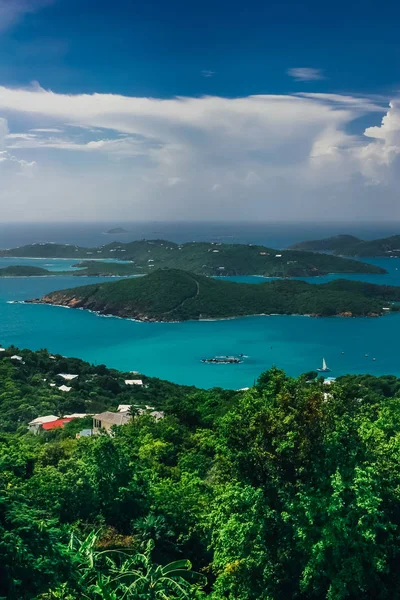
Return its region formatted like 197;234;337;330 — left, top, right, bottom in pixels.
317;358;331;373
201;355;243;364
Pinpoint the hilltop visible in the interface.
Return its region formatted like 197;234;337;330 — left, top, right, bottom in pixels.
0;239;386;277
28;268;400;321
289;234;400;257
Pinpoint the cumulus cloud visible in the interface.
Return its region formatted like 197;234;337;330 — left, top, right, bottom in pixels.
287;68;326;82
0;85;399;221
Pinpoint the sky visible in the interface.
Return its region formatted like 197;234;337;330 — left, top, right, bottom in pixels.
0;0;400;222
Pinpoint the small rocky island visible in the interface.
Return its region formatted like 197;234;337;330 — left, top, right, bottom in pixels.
106;227;129;234
26;268;400;322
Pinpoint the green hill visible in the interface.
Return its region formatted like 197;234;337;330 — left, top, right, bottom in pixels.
0;239;385;276
0;265;52;277
28;268;400;321
289;234;400;257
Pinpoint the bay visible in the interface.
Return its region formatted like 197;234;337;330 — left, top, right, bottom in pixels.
1;255;400;388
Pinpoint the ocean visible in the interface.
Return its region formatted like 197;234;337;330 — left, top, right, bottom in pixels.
1;221;400;389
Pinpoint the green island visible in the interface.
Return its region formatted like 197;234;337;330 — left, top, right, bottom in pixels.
0;265;55;277
27;268;400;320
0;239;386;276
289;233;400;257
3;346;400;598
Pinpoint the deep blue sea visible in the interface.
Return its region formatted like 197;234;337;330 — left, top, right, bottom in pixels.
1;221;400;389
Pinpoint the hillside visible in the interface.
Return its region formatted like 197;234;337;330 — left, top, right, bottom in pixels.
0;265;53;277
0;239;386;276
28;268;400;320
289;234;400;257
4;355;400;598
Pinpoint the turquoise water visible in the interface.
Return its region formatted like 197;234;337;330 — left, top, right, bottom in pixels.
1;257;400;388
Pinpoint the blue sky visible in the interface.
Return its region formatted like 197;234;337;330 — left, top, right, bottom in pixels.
1;0;399;98
0;0;399;221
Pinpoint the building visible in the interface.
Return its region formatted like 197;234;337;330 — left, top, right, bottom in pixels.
93;410;131;433
58;385;72;392
28;415;59;434
41;418;74;431
124;379;143;386
57;373;78;381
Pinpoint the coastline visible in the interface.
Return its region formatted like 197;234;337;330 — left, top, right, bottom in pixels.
20;299;391;324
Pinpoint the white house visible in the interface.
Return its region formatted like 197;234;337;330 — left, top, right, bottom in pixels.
28;415;59;434
58;385;72;392
11;355;23;361
124;379;143;386
57;373;78;381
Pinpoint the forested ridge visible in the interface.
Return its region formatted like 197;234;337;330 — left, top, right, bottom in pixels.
0;239;385;277
30;268;400;321
289;234;400;257
3;349;400;598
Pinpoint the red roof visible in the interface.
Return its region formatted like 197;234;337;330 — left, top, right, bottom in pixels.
42;418;74;431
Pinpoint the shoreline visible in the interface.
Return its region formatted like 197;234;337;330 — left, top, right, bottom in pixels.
19;300;391;324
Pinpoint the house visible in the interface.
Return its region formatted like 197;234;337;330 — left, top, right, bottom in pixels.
93;410;131;433
28;415;59;434
41;418;74;431
124;379;143;386
0;348;6;352
323;377;336;385
58;385;72;392
64;413;91;418
57;373;78;381
275;254;282;258
11;355;24;362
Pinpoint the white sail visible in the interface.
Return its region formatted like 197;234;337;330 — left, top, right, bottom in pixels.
322;358;327;370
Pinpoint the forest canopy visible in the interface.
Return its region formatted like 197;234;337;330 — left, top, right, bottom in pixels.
2;348;400;598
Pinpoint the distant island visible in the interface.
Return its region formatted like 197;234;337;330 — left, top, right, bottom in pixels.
27;268;400;321
0;266;55;277
0;239;386;277
289;234;400;257
106;227;129;234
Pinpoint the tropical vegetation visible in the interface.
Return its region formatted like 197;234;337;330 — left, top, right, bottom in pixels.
0;239;385;276
30;268;400;321
289;233;400;257
3;348;400;598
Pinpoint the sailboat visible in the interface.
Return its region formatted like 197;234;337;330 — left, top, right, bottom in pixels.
317;358;331;372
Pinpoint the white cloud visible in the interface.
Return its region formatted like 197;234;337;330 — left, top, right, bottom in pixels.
287;68;326;82
30;127;64;133
0;0;55;32
167;177;184;186
201;70;215;78
0;85;399;221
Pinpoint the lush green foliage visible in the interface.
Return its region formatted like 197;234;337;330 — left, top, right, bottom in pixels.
0;265;54;276
0;239;385;276
289;234;400;257
0;346;213;433
3;350;400;597
35;268;400;321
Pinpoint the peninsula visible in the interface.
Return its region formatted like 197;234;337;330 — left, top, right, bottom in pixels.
27;268;400;321
289;234;400;257
0;239;386;277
